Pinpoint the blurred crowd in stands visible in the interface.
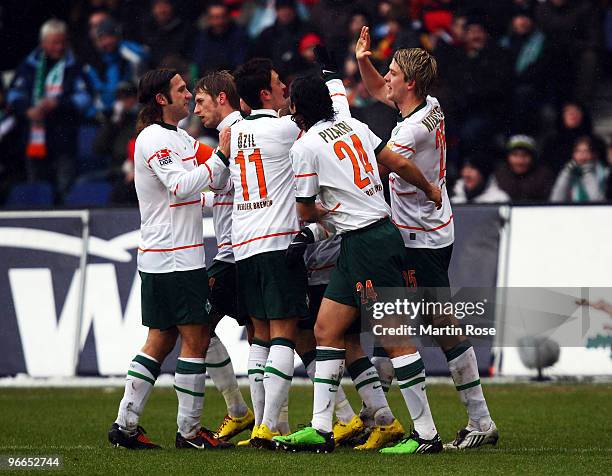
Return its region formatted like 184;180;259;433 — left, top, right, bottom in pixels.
1;0;612;208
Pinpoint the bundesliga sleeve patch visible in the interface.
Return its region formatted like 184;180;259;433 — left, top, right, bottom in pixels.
154;149;173;166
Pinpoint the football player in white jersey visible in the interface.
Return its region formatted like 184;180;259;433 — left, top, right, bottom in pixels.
274;75;445;454
286;48;410;450
108;69;231;450
293;220;405;450
193;71;255;441
356;26;498;450
225;58;358;448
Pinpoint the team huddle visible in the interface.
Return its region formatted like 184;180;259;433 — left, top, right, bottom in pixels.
108;27;498;455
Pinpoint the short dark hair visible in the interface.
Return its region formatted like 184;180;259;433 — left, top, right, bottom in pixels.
136;68;178;133
207;0;228;11
233;58;273;110
195;71;240;110
290;75;335;131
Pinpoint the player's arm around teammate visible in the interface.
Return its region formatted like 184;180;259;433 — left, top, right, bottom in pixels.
108;69;231;451
273;75;443;455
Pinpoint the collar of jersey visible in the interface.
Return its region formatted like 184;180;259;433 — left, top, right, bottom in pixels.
312;119;331;129
399;100;427;122
154;121;178;131
217;110;242;131
245;109;278;120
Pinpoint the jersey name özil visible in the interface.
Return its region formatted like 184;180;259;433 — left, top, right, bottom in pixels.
388;96;454;248
228;109;302;260
291;117;390;234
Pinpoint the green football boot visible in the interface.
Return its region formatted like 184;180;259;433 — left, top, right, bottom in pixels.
273;426;335;453
380;430;443;454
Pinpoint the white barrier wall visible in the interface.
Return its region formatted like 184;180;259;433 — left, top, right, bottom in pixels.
1;205;610;377
498;206;612;376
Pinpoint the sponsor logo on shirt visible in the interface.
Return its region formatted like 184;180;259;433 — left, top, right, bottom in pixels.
155;149;172;166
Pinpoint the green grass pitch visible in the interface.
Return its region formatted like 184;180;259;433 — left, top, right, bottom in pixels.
0;383;610;475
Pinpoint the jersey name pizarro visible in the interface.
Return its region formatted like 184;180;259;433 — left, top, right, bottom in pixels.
135;123;219;273
291;117;390;234
388;96;454;248
228;110;301;260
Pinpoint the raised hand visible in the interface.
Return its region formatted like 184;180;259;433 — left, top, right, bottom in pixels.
356;26;372;61
314;45;339;76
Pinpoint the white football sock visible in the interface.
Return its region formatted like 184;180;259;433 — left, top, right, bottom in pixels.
206;335;248;418
348;357;394;426
303;350;355;424
116;352;160;432
277;397;290;435
446;342;492;430
248;341;269;426
312;347;345;433
392;352;437;440
175;357;206;439
371;352;395;393
261;339;295;432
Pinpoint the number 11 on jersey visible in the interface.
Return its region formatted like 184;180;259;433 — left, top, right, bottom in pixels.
236;149;267;201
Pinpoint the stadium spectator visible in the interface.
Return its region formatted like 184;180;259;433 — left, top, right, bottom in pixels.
308;1;372;56
93;80;138;174
249;0;316;79
341;9;370;77
499;5;549;135
108;137;138;207
297;32;323;72
72;10;112;68
240;0;277;39
370;4;418;61
0;78;21;203
7;19;93;204
495;135;555;202
192;1;249;74
139;0;193;68
452;152;510;204
441;15;512;159
410;0;455;51
550;136;609;203
84;17;148;115
541;101;606;174
535;0;601;106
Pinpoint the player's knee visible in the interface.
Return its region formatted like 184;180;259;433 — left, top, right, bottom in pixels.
142;329;178;362
178;326;209;357
314;319;342;347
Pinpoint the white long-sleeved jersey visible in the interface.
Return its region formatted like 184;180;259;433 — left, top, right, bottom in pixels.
228;110;301;260
227;79;349;261
208;110;242;263
135;122;226;273
291;117;390;234
387;96;454;248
